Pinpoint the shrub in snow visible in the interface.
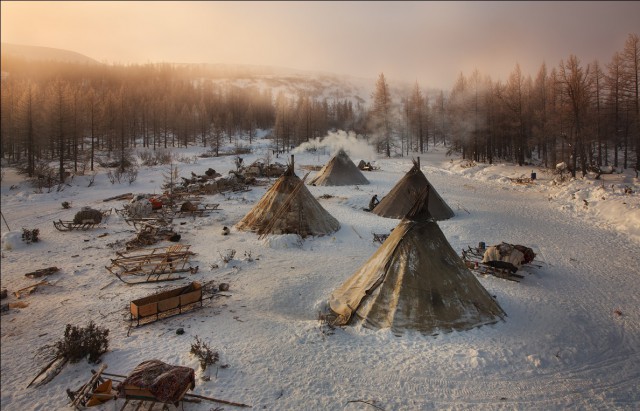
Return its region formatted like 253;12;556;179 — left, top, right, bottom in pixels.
55;321;109;364
190;336;218;371
219;249;236;263
21;228;40;244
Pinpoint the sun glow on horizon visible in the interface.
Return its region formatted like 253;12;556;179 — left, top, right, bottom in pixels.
2;1;638;89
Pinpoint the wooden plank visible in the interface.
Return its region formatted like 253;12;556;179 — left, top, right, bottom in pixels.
71;364;108;407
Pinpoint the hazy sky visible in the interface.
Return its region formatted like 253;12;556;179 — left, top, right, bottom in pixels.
1;1;638;89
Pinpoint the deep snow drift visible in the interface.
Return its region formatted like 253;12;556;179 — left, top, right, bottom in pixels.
1;137;639;410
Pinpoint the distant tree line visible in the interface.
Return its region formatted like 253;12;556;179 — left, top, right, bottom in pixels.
0;58;366;183
1;33;638;182
371;33;639;177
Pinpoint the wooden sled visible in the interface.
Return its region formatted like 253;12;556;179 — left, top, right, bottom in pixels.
129;282;203;326
54;209;111;231
172;203;220;219
461;245;530;282
106;245;198;284
95;368;251;410
54;220;99;231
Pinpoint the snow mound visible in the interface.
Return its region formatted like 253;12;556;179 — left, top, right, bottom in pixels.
261;234;304;249
1;231;25;250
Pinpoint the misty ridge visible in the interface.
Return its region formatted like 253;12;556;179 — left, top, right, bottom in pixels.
1;33;639;186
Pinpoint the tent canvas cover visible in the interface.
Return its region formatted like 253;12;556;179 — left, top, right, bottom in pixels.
329;191;504;335
372;159;454;221
235;164;340;238
309;148;370;186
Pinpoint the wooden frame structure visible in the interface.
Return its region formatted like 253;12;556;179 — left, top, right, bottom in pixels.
67;364;115;410
106;245;198;284
124;216;174;229
172;203;220;218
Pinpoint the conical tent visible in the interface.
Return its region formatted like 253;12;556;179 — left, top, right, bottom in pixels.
309;149;370;186
236;164;340;238
372;159;454;221
328;191;504;335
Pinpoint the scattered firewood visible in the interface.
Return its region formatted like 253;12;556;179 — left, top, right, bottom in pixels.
13;280;51;299
27;355;68;388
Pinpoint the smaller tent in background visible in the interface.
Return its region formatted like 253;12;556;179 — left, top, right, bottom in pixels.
328;188;504;335
236;156;340;238
372;158;454;221
309;149;370;186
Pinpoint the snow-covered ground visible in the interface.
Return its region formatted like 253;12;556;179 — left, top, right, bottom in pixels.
1;136;639;410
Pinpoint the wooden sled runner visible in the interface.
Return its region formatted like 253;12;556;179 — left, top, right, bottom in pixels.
106;245;198;284
54;220;100;231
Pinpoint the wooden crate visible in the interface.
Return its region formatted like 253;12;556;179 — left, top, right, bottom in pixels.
130;282;202;326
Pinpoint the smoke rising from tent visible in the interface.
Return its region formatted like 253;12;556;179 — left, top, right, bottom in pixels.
292;130;376;162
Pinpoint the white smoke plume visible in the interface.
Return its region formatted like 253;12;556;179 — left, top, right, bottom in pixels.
292;130;376;162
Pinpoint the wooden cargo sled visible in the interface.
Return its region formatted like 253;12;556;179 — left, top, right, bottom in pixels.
462;242;538;282
82;363;251;410
117;360;195;410
106;245;198;284
129;281;203;326
53;209;112;232
172;202;221;218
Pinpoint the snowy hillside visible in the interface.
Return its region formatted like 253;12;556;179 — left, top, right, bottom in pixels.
1;135;639;410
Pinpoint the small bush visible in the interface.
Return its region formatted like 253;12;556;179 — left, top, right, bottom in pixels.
22;228;40;244
126;168;138;184
190;336;219;370
139;149;173;166
54;321;109;364
106;165;138;185
219;249;236;263
61;201;71;209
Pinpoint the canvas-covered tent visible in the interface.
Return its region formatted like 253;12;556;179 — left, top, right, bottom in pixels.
372;158;454;221
236;159;340;238
309;149;370;186
328;189;504;335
